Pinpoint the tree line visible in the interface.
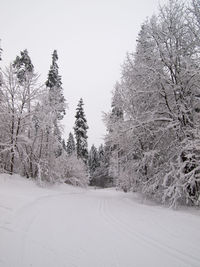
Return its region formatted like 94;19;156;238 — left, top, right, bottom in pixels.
104;0;200;207
1;0;200;207
0;48;90;187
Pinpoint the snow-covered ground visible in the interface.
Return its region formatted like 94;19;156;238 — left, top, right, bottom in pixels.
0;174;200;267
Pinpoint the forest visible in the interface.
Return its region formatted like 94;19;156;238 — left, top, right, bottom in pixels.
1;0;200;207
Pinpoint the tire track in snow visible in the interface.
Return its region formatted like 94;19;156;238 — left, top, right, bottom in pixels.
104;198;200;267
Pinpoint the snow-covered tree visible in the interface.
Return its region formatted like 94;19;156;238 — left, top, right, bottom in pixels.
57;153;89;187
104;84;124;184
11;50;38;177
104;0;200;206
44;50;67;161
0;59;41;176
88;144;99;181
66;132;75;156
13;49;34;85
74;98;89;164
46;50;66;156
46;50;66;121
93;144;113;187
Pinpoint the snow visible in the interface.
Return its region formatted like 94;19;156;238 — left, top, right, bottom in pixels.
0;174;200;267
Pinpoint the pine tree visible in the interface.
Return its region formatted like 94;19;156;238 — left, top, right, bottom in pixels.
74;98;89;163
13;49;34;84
89;144;113;187
46;50;66;121
88;144;99;178
98;144;104;162
66;132;75;156
46;50;66;157
110;83;123;125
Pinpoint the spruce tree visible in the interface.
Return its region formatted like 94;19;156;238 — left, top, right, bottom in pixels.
74;98;89;163
88;144;99;177
13;49;34;84
66;132;75;156
98;144;105;161
110;83;123;128
46;50;66;157
46;50;66;121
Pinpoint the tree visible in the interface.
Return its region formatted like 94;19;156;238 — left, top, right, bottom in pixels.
104;84;124;184
66;132;75;156
88;144;99;180
12;49;37;177
57;153;89;187
13;49;34;85
46;50;66;121
0;59;41;176
74;98;89;164
45;50;67;158
189;0;200;46
104;0;200;206
89;144;113;187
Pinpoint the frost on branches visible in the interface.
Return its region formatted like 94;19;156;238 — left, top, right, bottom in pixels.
0;48;90;187
58;153;89;187
105;0;200;207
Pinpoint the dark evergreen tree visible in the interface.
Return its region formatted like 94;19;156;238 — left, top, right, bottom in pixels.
13;49;34;84
89;144;112;187
46;50;66;121
110;83;123;129
74;98;89;163
46;50;66;158
88;144;99;178
98;144;105;161
66;132;75;156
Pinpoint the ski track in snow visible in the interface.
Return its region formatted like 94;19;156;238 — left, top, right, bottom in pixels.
0;176;200;267
103;197;200;267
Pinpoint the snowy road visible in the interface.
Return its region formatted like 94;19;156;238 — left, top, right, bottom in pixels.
0;175;200;267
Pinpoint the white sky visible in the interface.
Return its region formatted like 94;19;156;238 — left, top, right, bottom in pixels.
0;0;167;148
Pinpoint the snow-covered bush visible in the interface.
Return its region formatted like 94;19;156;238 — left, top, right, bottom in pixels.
56;153;89;187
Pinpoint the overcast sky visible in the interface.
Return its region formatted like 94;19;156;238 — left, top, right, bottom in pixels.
0;0;168;147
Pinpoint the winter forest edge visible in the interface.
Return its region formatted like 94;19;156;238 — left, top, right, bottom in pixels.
1;0;200;208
